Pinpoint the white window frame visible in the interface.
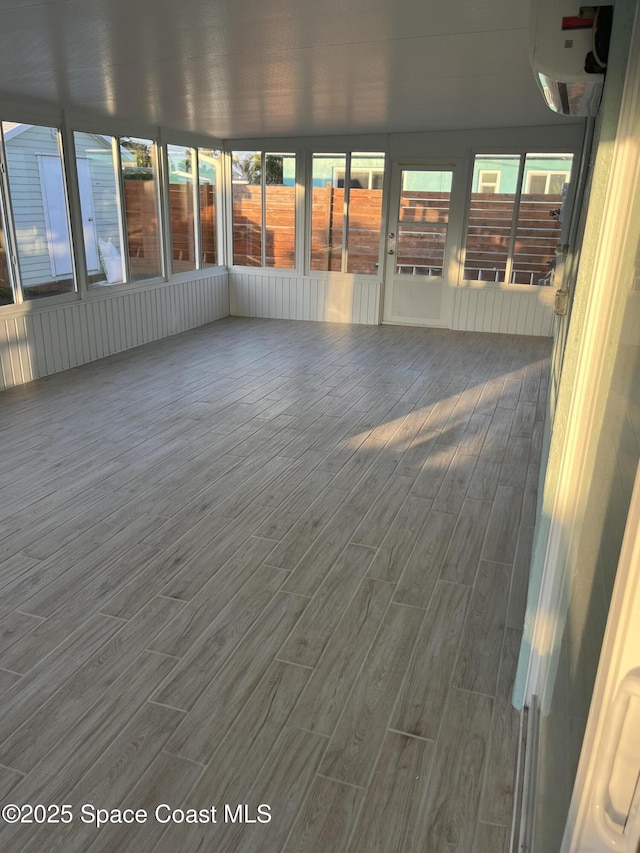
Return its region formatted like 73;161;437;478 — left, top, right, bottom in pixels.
230;150;297;271
166;144;222;273
524;170;571;194
463;152;575;287
308;151;386;276
478;169;501;193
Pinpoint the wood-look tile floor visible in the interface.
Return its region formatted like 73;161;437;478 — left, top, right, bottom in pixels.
0;317;550;853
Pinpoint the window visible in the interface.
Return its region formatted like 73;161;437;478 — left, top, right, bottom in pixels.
334;168;384;190
514;156;573;285
167;144;196;273
121;136;162;281
198;148;219;268
525;171;570;194
1;122;76;300
310;152;385;275
464;153;574;285
166;145;222;273
74;132;125;286
231;150;295;268
478;170;500;193
74;133;163;287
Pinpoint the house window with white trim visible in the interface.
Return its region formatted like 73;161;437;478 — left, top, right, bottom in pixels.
478;170;500;193
525;171;571;194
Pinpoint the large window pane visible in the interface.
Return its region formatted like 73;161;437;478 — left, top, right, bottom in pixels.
265;153;295;269
74;132;124;287
464;155;520;282
232;150;262;266
198;148;219;267
464;153;574;285
121;137;162;281
347;154;384;274
395;168;451;278
2;122;76;300
311;154;345;272
513;153;573;285
167;144;196;274
232;150;295;269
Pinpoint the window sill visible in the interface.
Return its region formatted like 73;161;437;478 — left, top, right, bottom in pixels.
458;280;555;293
230;265;300;276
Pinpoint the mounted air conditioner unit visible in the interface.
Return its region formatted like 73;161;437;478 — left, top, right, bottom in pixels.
530;2;613;116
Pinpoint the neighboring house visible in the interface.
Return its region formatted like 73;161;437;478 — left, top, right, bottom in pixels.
294;153;573;192
3;125;133;292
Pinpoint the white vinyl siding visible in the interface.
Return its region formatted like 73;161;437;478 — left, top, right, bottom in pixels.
4;125;63;288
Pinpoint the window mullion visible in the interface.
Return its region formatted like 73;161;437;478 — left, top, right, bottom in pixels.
504;154;526;285
192;148;202;270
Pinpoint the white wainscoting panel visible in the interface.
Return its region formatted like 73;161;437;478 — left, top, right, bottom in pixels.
452;286;555;337
230;272;381;325
0;271;229;392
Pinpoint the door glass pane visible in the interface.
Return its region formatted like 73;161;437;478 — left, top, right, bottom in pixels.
120;137;162;281
167;144;196;274
311;154;345;272
396;169;451;277
464;155;520;282
74;132;124;287
232;150;262;266
2;122;76;300
198;148;219;267
512;154;573;285
265;152;295;269
347;153;385;274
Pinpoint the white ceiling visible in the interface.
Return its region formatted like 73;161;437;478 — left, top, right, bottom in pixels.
0;0;572;140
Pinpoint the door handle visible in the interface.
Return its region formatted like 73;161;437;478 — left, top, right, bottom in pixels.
593;669;640;850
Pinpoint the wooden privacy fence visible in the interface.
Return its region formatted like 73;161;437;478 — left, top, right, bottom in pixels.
167;184;218;267
123;181;161;276
310;186;383;274
232;184;296;268
126;183;563;284
124;182;218;272
464;192;563;285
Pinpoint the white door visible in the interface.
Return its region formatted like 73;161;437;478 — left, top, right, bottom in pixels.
76;158;99;271
382;164;459;327
38;154;73;277
38;155;99;275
